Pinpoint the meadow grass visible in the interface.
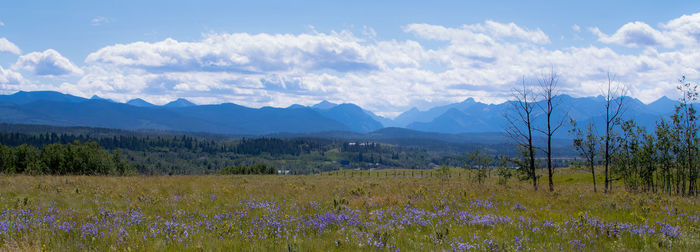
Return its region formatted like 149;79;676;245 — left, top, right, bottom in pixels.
0;167;697;251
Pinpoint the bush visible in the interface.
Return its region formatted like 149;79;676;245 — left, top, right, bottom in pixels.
0;141;133;176
219;163;276;175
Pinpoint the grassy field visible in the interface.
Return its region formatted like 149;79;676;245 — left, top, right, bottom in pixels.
0;168;697;251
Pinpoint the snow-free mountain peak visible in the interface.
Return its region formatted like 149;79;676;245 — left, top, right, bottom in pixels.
164;98;196;108
311;100;338;110
126;98;156;107
311;103;383;132
286;104;306;109
90;95;115;102
0;91;86;105
462;97;476;104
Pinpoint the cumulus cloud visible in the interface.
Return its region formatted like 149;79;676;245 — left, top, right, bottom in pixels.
14;49;84;76
73;16;700;116
0;38;21;54
0;66;27;93
592;22;673;48
662;12;700;47
404;20;550;44
0;66;23;84
2;15;698;116
480;20;550;44
594;13;700;49
86;32;377;73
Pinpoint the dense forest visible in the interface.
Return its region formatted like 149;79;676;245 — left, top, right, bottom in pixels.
0;141;131;175
0;130;481;175
218;163;277;175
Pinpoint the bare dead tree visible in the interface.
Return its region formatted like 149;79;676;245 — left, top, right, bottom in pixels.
505;77;538;191
536;69;565;192
602;72;627;193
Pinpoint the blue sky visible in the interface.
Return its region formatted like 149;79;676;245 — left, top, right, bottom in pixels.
1;1;699;117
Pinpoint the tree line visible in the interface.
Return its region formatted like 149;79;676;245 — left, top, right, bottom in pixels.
0;141;132;175
571;76;698;196
0;133;339;156
218;163;277;175
0;130;460;175
507;71;697;196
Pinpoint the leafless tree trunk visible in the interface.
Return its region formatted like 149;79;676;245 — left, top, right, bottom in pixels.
602;73;626;193
506;77;538;191
536;69;565;192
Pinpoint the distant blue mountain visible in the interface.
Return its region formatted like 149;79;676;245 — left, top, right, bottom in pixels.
126;98;156;107
409;107;498;134
647;96;678;114
390;98;481;127
311;102;383;133
0;91;695;137
164;98;196;108
401;95;691;137
90;95;115;103
0;91;86;104
311;100;338;110
286;104;306;109
0;91;353;135
362;109;393;128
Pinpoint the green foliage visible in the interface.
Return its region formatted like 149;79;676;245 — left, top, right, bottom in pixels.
0;130;477;175
512;146;534;182
0;141;133;175
570;119;599;192
437;164;450;178
670;75;698;196
218;163;277;175
496;155;513;187
602;76;699;196
466;149;493;184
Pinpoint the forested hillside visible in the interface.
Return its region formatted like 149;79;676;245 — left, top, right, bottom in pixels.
0;127;496;175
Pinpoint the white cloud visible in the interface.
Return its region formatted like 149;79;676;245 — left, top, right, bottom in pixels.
14;49;84;76
593;21;673;48
0;66;24;84
0;21;4;26
404;20;550;44
662;12;700;47
1;14;698;116
0;38;21;54
86;32;376;73
480;20;550;44
572;24;581;32
91;16;113;26
594;14;700;49
75;17;700;115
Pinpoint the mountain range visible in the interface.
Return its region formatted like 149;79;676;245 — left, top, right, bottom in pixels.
0;91;694;137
